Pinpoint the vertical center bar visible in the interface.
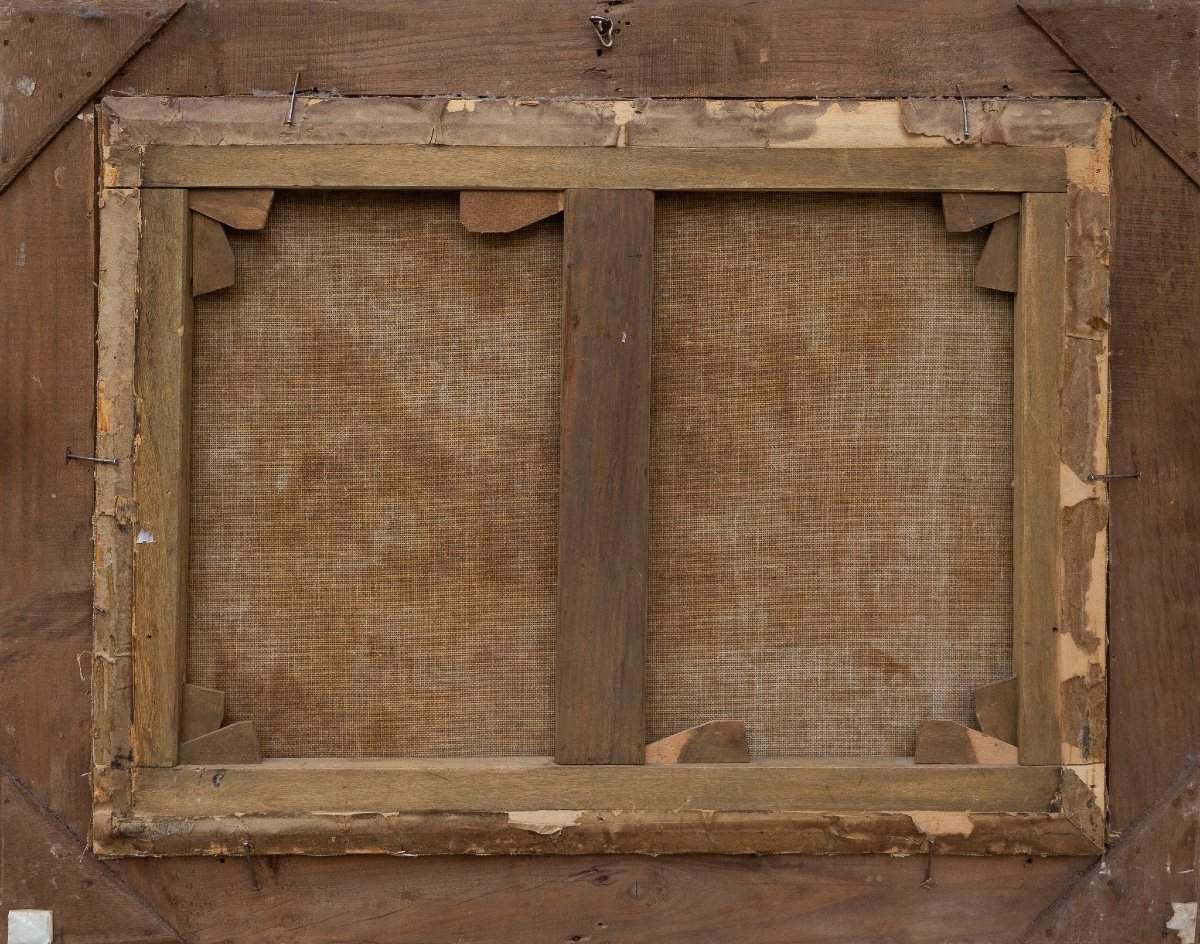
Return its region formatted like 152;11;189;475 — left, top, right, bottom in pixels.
556;189;654;765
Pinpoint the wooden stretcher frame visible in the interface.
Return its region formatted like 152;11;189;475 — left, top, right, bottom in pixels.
92;96;1111;857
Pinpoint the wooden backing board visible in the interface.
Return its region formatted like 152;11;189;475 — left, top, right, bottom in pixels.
109;853;1088;943
132;145;1069;192
556;190;653;765
1;116;98;836
1021;0;1199;186
130;188;192;767
1023;761;1200;942
1108;118;1200;831
0;770;178;942
0;0;180;193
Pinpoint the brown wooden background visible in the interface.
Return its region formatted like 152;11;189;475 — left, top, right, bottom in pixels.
2;1;1196;940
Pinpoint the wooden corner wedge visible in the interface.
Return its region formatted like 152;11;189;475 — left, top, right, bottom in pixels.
460;190;564;233
942;192;1021;232
188;188;275;229
974;676;1019;745
646;721;750;764
914;721;1019;765
975;214;1020;293
180;684;226;742
178;721;262;765
191;212;236;296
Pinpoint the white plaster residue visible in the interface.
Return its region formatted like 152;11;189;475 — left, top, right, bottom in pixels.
1167;902;1197;944
135;530;155;544
15;241;25;266
7;910;53;944
621;331;627;343
507;810;582;835
15;76;36;97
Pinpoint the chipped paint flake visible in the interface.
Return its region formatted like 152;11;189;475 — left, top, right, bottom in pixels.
135;530;155;544
15;76;36;96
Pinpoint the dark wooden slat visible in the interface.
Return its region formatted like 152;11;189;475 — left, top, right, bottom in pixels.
1108;118;1200;831
556;189;652;765
1021;0;1200;186
113;0;1096;99
0;117;97;835
116;853;1088;944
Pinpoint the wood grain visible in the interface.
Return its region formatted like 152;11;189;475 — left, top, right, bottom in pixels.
942;192;1021;232
112;0;1096;99
138;145;1069;192
1023;761;1200;942
0;0;180;192
131;187;192;767
1021;0;1199;185
975;214;1020;293
460;191;563;233
0;769;179;943
187;188;274;229
133;759;1064;817
114;852;1088;943
0;117;97;836
1108;118;1200;831
1013;192;1067;766
180;684;225;742
557;190;653;765
645;721;750;764
190;212;235;296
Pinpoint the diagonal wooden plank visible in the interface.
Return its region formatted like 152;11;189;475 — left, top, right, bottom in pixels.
0;0;181;193
0;767;181;943
1020;0;1200;186
1022;760;1200;942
